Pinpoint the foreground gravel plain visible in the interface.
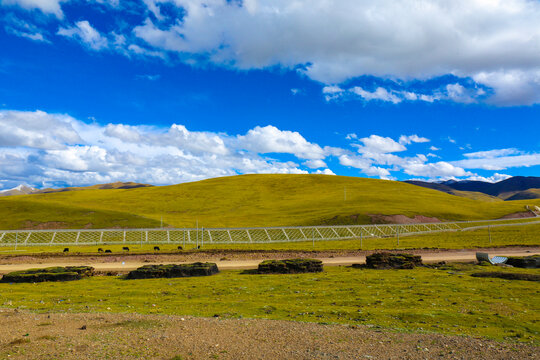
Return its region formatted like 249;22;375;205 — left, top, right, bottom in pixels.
0;309;537;360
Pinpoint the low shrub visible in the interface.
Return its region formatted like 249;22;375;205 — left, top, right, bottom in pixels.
0;266;94;283
257;259;323;274
505;255;540;269
471;272;540;282
364;252;422;269
126;262;219;279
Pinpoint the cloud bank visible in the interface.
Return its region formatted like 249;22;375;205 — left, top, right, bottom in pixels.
1;109;538;189
3;0;540;105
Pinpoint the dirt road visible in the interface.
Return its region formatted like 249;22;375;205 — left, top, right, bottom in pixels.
0;247;537;274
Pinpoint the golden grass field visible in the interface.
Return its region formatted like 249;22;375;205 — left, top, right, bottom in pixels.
0;174;539;230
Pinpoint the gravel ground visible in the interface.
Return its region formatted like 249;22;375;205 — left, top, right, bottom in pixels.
0;309;537;360
1;247;538;265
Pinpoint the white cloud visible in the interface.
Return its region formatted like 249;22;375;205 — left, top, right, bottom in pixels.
237;125;325;160
452;153;540;171
58;20;108;50
303;159;327;169
345;133;357;140
3;13;50;42
130;0;540;105
402;161;472;178
0;110;327;187
358;135;406;154
2;0;65;18
398;135;430;145
464;173;512;183
464;148;521;159
0;110;81;149
0;110;536;187
429;146;440;151
350;87;401;104
314;168;335;175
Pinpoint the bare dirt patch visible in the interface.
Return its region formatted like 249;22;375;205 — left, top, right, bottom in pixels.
0;309;537;359
369;214;441;224
22;221;68;230
498;211;536;219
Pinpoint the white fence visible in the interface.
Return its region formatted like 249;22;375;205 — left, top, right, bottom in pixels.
0;217;537;247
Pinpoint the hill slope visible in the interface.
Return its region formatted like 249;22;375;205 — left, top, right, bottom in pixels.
0;174;538;230
406;176;540;201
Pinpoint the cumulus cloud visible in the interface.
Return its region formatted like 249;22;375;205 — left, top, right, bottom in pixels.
58;21;108;50
464;173;512;183
237;125;325;160
5;0;540;105
303;159;327;169
402;161;472;178
0;110;81;149
129;0;540;105
0;109;536;188
357;135;406;154
0;110;326;188
398;135;430;145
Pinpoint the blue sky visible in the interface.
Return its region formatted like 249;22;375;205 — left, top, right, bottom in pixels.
1;0;539;189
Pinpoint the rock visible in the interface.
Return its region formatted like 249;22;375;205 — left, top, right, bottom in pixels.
0;266;94;283
365;252;422;269
505;255;540;269
257;259;323;274
126;262;219;279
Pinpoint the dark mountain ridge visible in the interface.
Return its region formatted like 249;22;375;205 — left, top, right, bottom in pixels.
405;176;540;200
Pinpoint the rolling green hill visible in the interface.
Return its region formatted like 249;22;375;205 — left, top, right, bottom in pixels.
0;174;538;230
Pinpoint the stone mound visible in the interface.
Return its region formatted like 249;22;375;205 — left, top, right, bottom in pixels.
126;262;219;279
257;259;323;274
365;252;422;269
505;255;540;269
0;266;95;283
471;272;540;282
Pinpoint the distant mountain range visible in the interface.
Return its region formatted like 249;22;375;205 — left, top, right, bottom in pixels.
0;182;153;197
0;184;37;197
405;176;540;201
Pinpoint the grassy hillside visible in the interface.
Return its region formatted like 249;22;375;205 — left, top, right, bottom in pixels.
0;199;162;230
0;174;539;229
502;188;540;201
450;190;502;202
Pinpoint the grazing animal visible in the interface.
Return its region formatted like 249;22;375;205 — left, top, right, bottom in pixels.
122;247;130;252
63;248;69;253
177;246;183;250
98;248;103;253
153;246;160;251
104;249;112;253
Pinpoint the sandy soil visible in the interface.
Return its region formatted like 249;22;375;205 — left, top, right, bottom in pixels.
0;247;538;274
0;309;537;360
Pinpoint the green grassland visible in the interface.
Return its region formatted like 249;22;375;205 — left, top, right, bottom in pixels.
1;222;538;254
1;174;539;230
0;265;538;343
